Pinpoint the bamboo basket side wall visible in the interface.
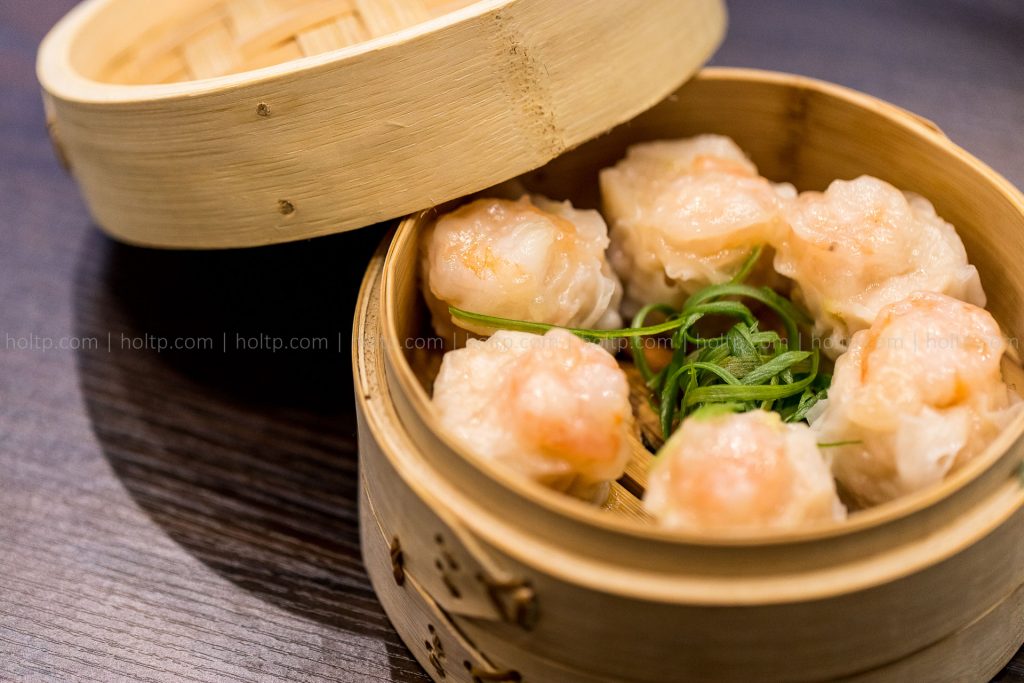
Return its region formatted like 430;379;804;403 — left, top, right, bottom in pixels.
362;477;1024;682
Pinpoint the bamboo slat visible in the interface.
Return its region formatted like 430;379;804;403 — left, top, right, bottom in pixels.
99;0;471;85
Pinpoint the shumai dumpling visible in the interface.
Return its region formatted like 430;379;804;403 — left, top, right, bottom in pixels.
432;329;633;503
644;410;845;531
600;135;795;314
420;195;623;342
775;175;985;357
810;292;1021;506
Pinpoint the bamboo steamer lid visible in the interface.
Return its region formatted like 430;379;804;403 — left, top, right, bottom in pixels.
37;0;726;248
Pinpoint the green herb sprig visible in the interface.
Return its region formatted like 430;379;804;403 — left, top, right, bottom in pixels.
447;246;829;440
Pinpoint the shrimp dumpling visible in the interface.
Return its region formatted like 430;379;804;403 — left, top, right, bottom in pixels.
644;410;845;531
775;176;985;357
432;329;633;503
810;292;1021;506
600;135;795;314
421;195;623;341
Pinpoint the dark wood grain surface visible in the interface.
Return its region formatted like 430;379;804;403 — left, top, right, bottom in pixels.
2;1;1023;681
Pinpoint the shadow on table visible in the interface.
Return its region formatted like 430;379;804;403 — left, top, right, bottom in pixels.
73;225;430;683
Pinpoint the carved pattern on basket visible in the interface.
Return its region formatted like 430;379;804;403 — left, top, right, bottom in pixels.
105;0;476;84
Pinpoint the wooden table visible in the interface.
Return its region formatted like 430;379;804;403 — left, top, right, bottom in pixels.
2;1;1023;680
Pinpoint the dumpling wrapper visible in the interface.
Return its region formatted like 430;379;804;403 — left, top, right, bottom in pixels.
645;410;845;531
810;291;1021;506
421;195;623;343
775;175;985;357
432;329;633;503
600;134;794;315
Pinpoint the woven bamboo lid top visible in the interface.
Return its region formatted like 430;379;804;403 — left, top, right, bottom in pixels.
79;0;490;85
38;0;726;248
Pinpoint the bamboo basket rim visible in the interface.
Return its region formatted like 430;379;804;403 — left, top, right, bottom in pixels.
37;0;507;104
382;66;1024;548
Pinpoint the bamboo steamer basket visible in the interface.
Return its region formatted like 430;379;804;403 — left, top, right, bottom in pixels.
36;0;725;248
37;1;1024;680
354;68;1024;683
